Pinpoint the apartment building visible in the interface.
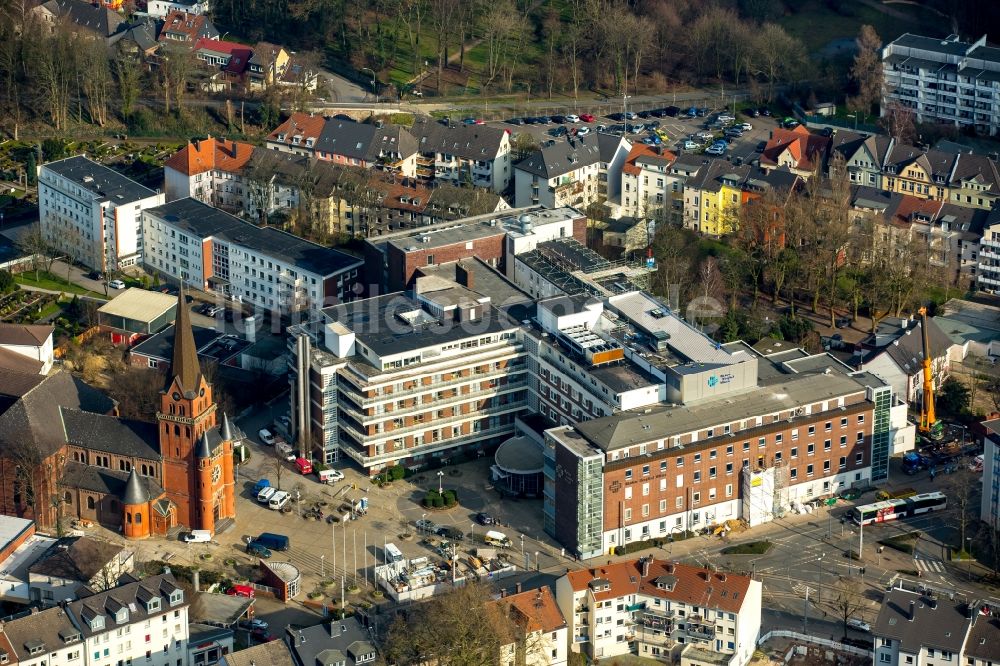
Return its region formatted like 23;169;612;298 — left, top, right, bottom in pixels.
882;33;1000;136
287;280;528;470
873;585;1000;666
682;161;799;236
981;418;1000;527
829;131;894;188
759;125;830;178
513;134;631;209
0;606;86;666
542;291;892;557
39;156;164;272
163;137;255;205
410;116;513;193
618;144;679;220
142;198;362;314
492;587;569;666
555;558;761;665
977;209;1000;293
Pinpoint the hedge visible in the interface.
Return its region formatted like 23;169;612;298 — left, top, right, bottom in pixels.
613;531;695;556
721;540;773;555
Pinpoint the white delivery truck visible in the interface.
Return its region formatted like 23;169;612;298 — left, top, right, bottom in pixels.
483;530;512;548
384;542;405;563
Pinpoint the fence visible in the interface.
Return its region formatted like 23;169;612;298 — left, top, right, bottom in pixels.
792;103;881;134
758;629;874;660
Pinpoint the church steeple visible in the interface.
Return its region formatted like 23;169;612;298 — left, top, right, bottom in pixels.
167;285;201;397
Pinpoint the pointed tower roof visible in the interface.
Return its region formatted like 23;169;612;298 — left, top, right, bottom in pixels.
123;468;149;505
220;413;233;441
195;430;212;458
166;285;202;396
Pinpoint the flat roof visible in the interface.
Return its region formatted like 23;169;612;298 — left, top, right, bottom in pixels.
43;156;157;204
418;258;533;310
0;516;33;551
322;293;516;358
589;361;659;393
148;198;362;277
129;324;233;363
386;221;504;253
0;534;58;586
567;370;869;452
97;288;177;323
494;435;544;474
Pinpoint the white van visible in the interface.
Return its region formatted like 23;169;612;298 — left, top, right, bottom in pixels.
318;469;344;484
268;491;291;510
483;530;512;548
182;530;212;543
275;441;296;462
257;486;276;504
384;542;405;563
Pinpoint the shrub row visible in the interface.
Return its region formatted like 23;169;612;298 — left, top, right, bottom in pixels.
612;531;694;556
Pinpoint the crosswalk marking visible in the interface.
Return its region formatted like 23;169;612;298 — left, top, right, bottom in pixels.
915;557;946;573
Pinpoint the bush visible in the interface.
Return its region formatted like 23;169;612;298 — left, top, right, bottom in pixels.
442;489;457;506
613;532;696;556
721;540;772;555
422;490;440;508
432;495;444;508
388;466;405;481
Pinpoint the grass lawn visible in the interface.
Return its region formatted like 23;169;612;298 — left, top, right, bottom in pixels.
879;532;919;554
15;271;101;298
778;0;944;55
721;540;773;555
36;299;64;321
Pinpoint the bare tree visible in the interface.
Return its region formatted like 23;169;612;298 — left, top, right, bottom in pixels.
881;100;917;144
104;367;163;420
945;469;979;559
17;223;51;281
832;576;867;639
78;39;112;126
848;25;883;118
114;51;142;119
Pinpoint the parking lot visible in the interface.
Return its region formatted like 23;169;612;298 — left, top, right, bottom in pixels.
481;104;785;163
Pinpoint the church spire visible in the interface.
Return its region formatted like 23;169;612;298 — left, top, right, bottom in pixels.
167;285;202;396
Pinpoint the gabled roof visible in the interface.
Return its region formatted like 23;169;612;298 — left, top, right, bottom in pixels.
515;134;605;179
110;18;159;52
60;408;160;460
267;112;328;147
686;159;750;194
563;558;752;613
865;316;955;374
163;137;255;177
158;10;218;42
62;462;164;501
410;116;508;161
950;152;1000;190
222;640;295;666
885;144;957;180
67;574;185;638
249;41;285;68
39;0;125;37
760;125;830;173
315;119;417;161
494;586;566;634
28;536;127;581
873;588;970;653
622;144;675;176
0;346;44;374
0;322;53;346
0;606;83;661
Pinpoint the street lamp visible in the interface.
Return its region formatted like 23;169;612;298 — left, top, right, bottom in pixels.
470;523;475;544
437;470;444;494
360;67;378;104
846;113;858;130
321;554;325;577
421;512;427;533
520;534;524;558
535;551;540;571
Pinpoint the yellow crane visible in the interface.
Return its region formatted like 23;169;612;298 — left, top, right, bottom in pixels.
917;306;942;437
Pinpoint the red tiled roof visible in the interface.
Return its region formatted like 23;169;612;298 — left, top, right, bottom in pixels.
890;193;943;228
621;144;676;176
266;112;327;145
158;11;209;42
564;558;751;613
760;126;830;173
163;138;255;177
494;587;566;634
193;37;248;55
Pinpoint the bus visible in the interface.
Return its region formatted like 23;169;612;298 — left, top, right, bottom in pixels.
849;491;947;525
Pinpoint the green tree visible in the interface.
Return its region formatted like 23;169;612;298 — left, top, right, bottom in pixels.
41;138;67;161
937;377;971;417
0;269;14;294
25;151;36;186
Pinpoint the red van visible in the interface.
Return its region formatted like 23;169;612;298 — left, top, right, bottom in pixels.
227;584;255;598
295;457;313;475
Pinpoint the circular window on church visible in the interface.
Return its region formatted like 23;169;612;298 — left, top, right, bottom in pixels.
172;392;181;401
200;388;206;397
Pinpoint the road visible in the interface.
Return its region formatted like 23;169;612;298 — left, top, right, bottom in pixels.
319;70;368;104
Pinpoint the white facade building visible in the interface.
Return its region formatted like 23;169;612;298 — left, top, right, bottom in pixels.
147;0;208;17
39;156;164;272
555;558;761;665
982;419;1000;528
882;33;1000;137
0;323;54;374
514;134;631;209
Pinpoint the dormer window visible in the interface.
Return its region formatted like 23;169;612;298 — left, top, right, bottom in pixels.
292;136;301;145
115;608;128;624
24;641;45;656
147;598;161;613
0;649;8;664
169;590;183;606
277;134;286;142
88;615;105;631
306;138;314;147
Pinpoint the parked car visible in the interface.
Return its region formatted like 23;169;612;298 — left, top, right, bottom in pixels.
607;112;624;121
506;117;524;125
239;619;269;631
696;131;715;141
257;486;276;504
436;526;464;540
181;530;212;543
550;115;567;124
416;519;436;532
258;429;276;446
565;114;580;123
846;618;871;633
636;110;651;119
268;491;291;510
227;585;255;598
744;108;760;117
645;120;660;130
697;107;710;116
246;541;272;558
682;140;698;150
705;145;726;156
253;532;290;551
717;113;735;123
686;107;698;117
549;126;568;137
741;122;753;131
781;117;799;128
724;128;743;138
537;116;552;124
108;279;126;289
576;126;591;136
664;106;680;117
595;124;608;132
624;111;637;120
476;512;495;525
86;270;103;280
759;107;772;116
461;117;483;125
318;468;344;483
580;113;595;122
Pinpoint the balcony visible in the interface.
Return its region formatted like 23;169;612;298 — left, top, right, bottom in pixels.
339;398;529;443
341;422;518;466
338;379;528;424
339;359;526;406
687;626;716;641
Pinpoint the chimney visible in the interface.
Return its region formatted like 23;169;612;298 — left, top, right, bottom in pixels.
515;582;522;594
456;263;474;290
640;557;650;578
909;600;916;621
500;589;507;598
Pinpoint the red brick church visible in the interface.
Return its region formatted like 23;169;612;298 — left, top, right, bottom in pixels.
0;289;237;538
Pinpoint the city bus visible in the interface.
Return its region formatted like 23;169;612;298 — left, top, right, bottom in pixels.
849;491;947;525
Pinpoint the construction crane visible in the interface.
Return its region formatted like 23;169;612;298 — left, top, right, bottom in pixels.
917;306;943;438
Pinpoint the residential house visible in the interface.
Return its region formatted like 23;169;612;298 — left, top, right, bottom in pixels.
492;586;568;666
222;640;295;666
193;38;253;87
947;151;1000;210
156;11;218;45
758;125;830;178
854;314;957;404
111;19;161;59
882;144;957;201
0;606;86;666
513;133;630;209
38;156;165;272
163;136;256;206
187;624;234;666
554;558;762;665
33;0;126;41
982;418;1000;527
872;584;1000;666
148;0;209;18
27;536;134;605
66;574;190;666
284;615;378;666
601;217;651;257
314;119;418;177
266;112;330;156
0;323;54;375
275;57;320;91
618;143;677;220
683;160;751;235
828;130;893;188
410;116;513;193
977;208;1000;293
246;42;289;90
881;33;1000;137
596;132;631;203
